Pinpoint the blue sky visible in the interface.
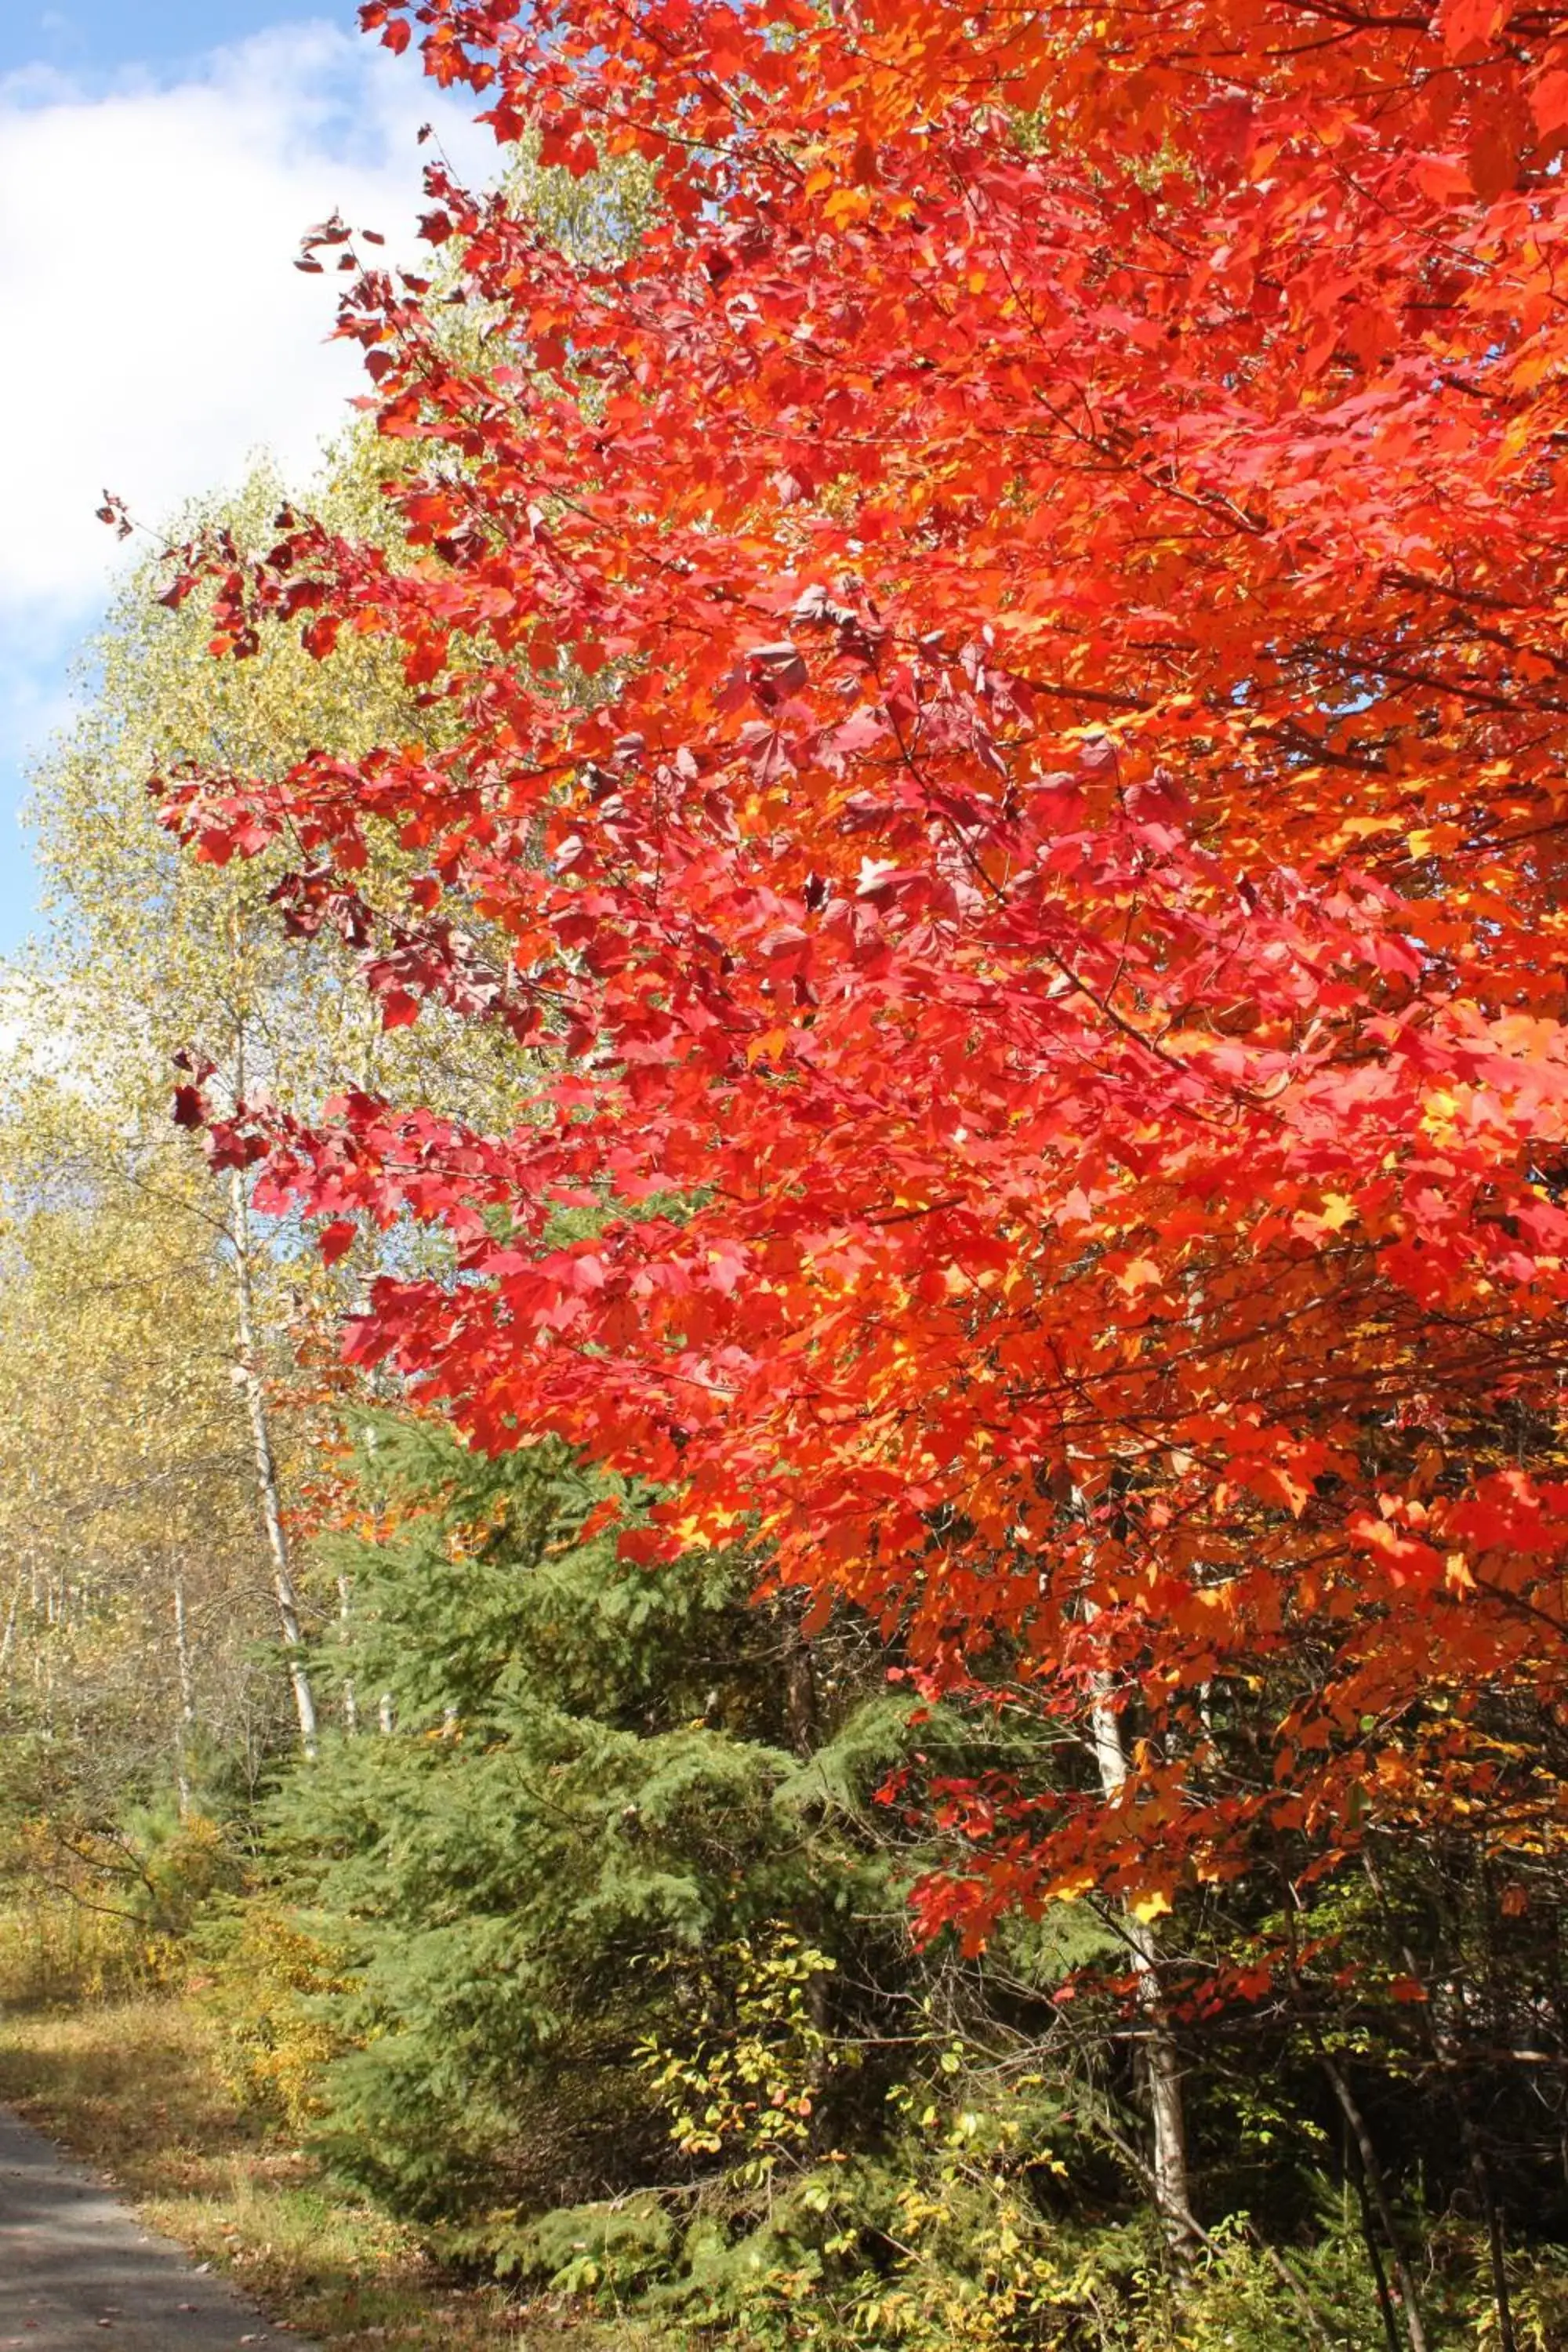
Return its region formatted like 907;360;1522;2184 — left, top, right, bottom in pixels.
0;2;296;82
0;4;487;956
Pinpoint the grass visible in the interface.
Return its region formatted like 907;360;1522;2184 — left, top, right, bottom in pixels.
0;1987;659;2350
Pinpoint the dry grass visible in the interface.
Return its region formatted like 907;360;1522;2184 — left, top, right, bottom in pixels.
0;1990;656;2350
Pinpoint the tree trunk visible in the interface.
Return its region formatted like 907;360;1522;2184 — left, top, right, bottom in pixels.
1319;2050;1429;2352
229;1163;318;1759
1470;2134;1517;2352
0;1574;20;1680
782;1593;818;1761
172;1574;197;1817
336;1573;360;1734
779;1594;832;2131
1088;1682;1196;2260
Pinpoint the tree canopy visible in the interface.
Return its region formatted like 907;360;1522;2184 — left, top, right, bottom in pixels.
158;0;1568;1951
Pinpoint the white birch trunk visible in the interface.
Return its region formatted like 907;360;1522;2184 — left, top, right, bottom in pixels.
230;1162;318;1759
172;1574;198;1816
336;1573;360;1734
1089;1678;1195;2259
0;1575;20;1680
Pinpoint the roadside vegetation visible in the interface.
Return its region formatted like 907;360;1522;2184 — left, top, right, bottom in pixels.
0;1979;506;2350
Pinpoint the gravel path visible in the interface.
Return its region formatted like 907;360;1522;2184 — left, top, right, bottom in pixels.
0;2105;316;2350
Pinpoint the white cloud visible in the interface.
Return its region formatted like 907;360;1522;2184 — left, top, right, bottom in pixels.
0;20;492;622
0;17;495;946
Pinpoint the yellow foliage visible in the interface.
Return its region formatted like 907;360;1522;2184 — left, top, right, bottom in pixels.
202;1904;360;2136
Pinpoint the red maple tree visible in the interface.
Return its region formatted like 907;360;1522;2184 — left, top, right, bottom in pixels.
162;0;1568;1943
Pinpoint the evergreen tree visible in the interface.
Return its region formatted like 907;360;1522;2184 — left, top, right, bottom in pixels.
246;1414;933;2238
